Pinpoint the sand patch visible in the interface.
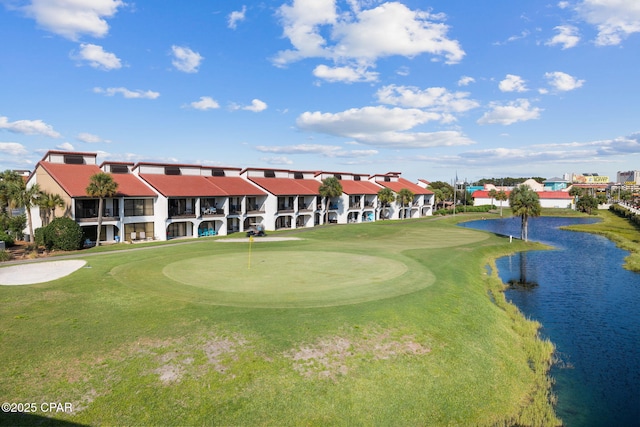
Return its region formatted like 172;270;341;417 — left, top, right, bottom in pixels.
0;260;87;285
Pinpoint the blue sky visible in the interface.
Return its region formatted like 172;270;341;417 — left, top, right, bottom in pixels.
1;0;638;183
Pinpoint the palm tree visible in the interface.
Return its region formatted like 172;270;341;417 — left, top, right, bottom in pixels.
488;189;497;209
396;188;415;219
495;190;508;217
377;187;395;219
38;191;66;226
318;177;342;225
509;185;541;242
86;173;118;246
0;170;22;215
9;180;41;243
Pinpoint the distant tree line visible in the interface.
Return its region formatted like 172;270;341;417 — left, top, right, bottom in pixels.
475;177;546;186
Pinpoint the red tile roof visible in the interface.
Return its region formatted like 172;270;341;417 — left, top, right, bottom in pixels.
206;176;266;196
39;162;156;197
139;174;222;197
249;177;320;195
375;177;433;194
139;174;266;197
340;180;381;195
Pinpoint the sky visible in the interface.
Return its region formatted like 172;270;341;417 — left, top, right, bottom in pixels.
1;0;639;183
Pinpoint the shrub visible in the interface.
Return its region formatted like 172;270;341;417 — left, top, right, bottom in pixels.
0;250;11;262
40;217;84;251
0;231;14;247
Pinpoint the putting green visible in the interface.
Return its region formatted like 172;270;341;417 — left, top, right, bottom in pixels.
112;250;435;308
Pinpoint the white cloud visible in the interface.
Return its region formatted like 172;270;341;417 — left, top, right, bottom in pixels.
261;156;294;165
428;132;640;168
255;143;378;158
575;0;640;46
546;25;580;49
313;64;378;83
73;43;122;70
0;142;28;156
171;45;203;73
0;115;61;138
545;71;585;91
77;132;110;143
239;99;268;112
188;96;220;111
93;87;160;99
499;74;528;92
228;5;247;29
458;76;475;86
296;106;474;148
274;1;464;79
56;142;75;151
21;0;124;41
375;85;480;118
477;99;542;125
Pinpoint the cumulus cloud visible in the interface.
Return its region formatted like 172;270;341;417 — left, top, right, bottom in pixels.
21;0;124;40
0;142;29;156
499;74;528;92
56;142;75;151
171;45;203;73
477;99;542;125
458;76;475;86
73;43;122;70
0;115;61;138
77;132;110;143
232;99;268;112
274;1;464;81
313;64;378;83
188;96;220;111
545;71;585;91
255;143;378;158
296;106;474;148
93;87;160;99
228;5;247;29
546;25;580;49
375;84;480;119
574;0;640;46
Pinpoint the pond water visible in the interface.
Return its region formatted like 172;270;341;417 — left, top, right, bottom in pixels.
459;217;640;427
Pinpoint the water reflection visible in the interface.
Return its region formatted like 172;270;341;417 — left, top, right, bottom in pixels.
460;217;640;427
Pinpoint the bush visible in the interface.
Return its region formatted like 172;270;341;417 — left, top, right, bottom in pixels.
39;217;84;251
0;250;12;262
0;231;14;247
610;204;640;229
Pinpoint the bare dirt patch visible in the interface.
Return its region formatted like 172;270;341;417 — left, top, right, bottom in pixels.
285;328;430;380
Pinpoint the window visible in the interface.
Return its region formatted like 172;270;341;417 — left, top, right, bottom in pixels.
264;170;276;178
294;172;303;179
354;175;361;181
211;169;225;177
124;199;154;216
110;165;129;174
333;174;342;179
164;166;181;175
64;155;84;165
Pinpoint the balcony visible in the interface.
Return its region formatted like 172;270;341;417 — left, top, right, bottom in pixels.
168;208;195;219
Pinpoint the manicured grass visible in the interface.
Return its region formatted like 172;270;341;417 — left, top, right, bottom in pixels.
0;215;560;426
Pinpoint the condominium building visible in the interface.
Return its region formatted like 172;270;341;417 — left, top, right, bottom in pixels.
24;150;434;243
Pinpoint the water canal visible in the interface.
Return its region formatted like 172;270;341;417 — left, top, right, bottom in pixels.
459;217;640;427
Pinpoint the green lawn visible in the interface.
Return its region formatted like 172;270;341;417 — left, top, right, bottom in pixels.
0;215;560;426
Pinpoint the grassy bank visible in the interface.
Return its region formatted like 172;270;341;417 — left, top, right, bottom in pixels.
0;215;560;426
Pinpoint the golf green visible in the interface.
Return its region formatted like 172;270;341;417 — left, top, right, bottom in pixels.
113;250;434;308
